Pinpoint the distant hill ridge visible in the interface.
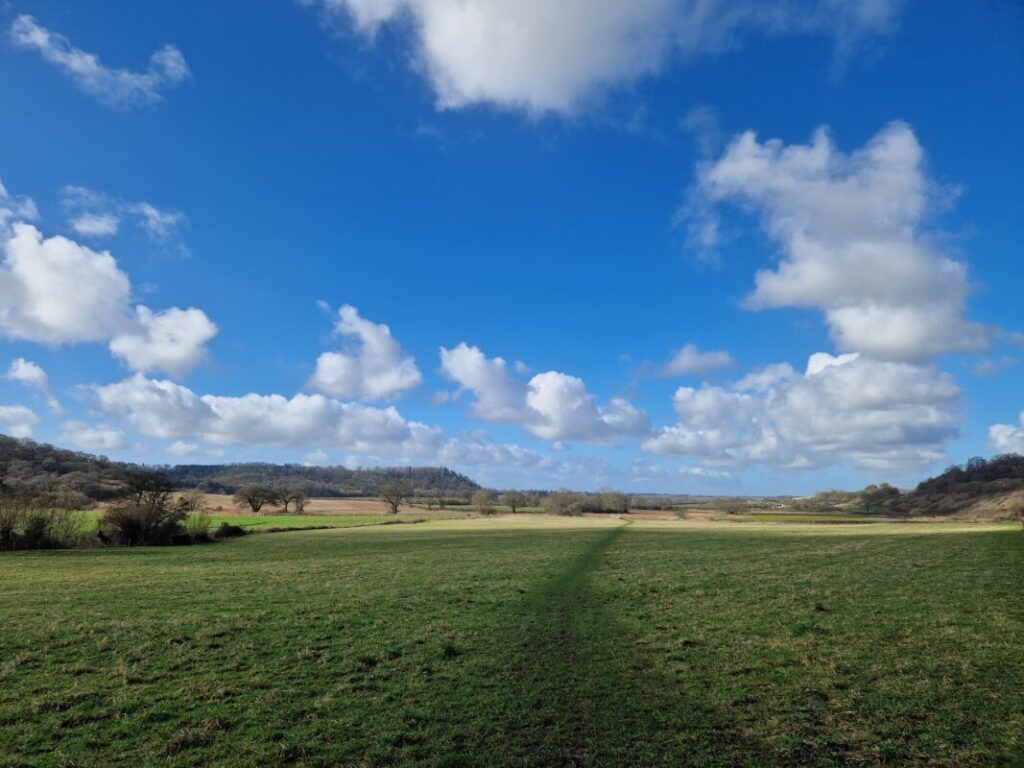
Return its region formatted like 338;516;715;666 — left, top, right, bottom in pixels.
165;463;479;497
0;434;480;500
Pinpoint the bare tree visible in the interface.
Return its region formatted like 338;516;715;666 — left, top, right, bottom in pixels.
472;489;495;515
123;469;175;511
379;479;414;515
277;487;307;514
499;491;527;514
719;498;747;516
234;485;278;514
542;491;583;516
599;490;629;514
178;489;207;514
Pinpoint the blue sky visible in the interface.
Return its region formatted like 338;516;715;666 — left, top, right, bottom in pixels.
0;0;1021;493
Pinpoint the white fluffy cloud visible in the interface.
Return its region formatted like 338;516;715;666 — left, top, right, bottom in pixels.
10;15;190;108
0;218;216;377
438;343;526;421
5;357;61;413
0;404;38;438
643;352;960;471
59;421;128;451
309;305;421;400
308;0;900;114
526;371;648;441
0;223;131;344
93;373;563;471
94;375;212;439
660;343;734;377
439;342;649;442
108;307;218;378
694;122;991;361
989;413;1024;455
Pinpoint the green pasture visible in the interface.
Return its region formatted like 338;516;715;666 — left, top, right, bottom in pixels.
1;517;1020;766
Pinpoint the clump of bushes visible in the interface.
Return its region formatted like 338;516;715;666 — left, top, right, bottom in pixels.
98;471;212;547
538;489;630;516
0;481;87;550
0;467;245;551
213;522;246;539
541;491;585;516
471;490;496;515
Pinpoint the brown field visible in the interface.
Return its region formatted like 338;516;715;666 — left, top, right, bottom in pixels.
154;492;1021;523
194;493;454;516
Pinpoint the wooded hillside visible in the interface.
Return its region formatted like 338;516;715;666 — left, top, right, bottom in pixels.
891;453;1024;517
164;463;479;497
0;434;480;500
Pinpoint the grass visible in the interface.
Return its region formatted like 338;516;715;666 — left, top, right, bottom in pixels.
0;516;1020;766
732;512;876;524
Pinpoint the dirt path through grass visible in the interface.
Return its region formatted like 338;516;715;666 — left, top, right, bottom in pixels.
497;523;628;766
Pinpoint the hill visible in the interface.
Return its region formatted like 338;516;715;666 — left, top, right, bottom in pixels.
0;434;480;501
891;454;1024;518
0;434;135;501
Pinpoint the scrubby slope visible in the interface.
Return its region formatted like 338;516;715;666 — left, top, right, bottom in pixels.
894;454;1024;518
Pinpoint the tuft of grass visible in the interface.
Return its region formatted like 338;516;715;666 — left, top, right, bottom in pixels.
0;518;1020;766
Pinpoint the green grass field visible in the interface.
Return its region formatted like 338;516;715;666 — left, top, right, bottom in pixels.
1;517;1021;766
733;513;875;524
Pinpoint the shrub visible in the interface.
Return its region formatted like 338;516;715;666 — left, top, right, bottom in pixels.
101;501;187;546
542;491;584;516
21;513;51;549
184;511;212;542
0;484;86;550
99;470;187;546
38;507;86;546
214;522;246;539
471;490;495;515
0;488;30;549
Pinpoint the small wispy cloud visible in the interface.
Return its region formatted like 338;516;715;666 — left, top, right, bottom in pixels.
5;357;62;414
659;344;734;378
10;14;190;108
62;185;187;248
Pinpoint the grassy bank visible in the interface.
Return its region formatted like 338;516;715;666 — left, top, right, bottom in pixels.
75;509;455;534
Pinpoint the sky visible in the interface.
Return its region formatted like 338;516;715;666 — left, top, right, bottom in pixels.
0;0;1021;494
